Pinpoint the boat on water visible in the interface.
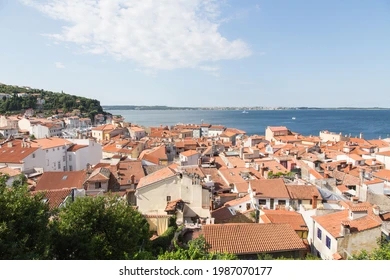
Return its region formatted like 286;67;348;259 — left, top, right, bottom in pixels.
242;110;248;114
292;117;296;120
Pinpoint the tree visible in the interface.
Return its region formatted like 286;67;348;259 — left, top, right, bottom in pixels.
50;195;151;260
158;235;238;260
0;175;52;259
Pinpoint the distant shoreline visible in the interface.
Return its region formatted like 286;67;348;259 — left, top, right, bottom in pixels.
103;105;390;111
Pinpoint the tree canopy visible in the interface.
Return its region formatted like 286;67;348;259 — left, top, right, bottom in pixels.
0;175;51;260
50;195;151;260
158;235;238;260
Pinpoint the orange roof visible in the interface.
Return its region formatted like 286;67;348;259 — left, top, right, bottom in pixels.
250;178;290;199
137;166;176;189
0;140;38;163
0;166;22;177
30;137;72;150
286;184;322;200
92;124;116;131
312;209;382;238
201;223;307;255
138;145;167;165
67;144;87;152
35;171;87;191
180;150;199;157
268;126;288;132
32;188;72;210
260;209;308;231
224;194;251;207
117;160;145;186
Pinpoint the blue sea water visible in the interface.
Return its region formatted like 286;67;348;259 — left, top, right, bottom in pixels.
104;109;390;140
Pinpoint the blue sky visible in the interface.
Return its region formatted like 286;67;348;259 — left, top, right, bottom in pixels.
0;0;389;107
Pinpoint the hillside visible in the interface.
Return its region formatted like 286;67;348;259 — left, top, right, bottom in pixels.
0;83;107;119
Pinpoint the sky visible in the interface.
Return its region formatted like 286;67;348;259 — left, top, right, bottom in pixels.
0;0;390;107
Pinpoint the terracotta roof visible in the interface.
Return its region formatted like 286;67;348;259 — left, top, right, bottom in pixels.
138;145;167;165
268;126;288;132
0;166;22;177
286;184;322;200
373;169;390;180
234;182;250;193
32;188;72;210
260;209;308;231
180;150;199;157
30;137;72;150
87;167;111;182
67;144;87;152
165;199;183;212
249;178;290;199
137;166;176;189
333;252;343;260
0;140;38;163
92;124;116;131
312;209;382;238
201;223;307;255
211;206;236;222
224;195;251;207
35;171;87;191
116;160;145;186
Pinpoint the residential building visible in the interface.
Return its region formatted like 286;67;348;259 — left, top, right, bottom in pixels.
67;139;102;171
179;150;200;166
311;202;382;260
135;166;211;221
200;223;307;259
208;125;225;137
0;126;19;138
248;178;291;210
33;170;87;191
128;126;146;140
265;126;289;142
0;166;22;186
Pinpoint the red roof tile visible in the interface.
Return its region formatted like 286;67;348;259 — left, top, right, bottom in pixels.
201;223;307;255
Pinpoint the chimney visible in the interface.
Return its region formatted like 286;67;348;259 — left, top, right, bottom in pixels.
312;195;318;209
373;205;380;216
239;146;244;159
7;142;12;148
197;157;202;166
351;196;359;204
372;159;376;166
340;220;351;236
359;168;365;183
359;132;363;139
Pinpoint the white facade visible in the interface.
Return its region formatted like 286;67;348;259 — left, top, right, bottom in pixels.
136;174;210;218
375;154;390;169
67;139;103;171
208;128;225;137
42;144;72;172
312;222;338;260
179;152;200;166
129;127;146;140
0;127;18;138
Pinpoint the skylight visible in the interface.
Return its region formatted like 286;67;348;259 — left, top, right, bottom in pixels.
62;175;68;180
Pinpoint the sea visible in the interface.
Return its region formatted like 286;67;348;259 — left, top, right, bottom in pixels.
103;109;390;140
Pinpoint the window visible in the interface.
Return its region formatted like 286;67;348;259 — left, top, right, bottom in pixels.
258;199;267;205
47;159;49;166
58;161;61;169
167;196;171;202
317;228;322;240
32;153;35;158
63;156;65;161
278;200;286;205
46;150;48;153
326;236;331;249
69;165;73;171
69;155;72;161
95;182;102;189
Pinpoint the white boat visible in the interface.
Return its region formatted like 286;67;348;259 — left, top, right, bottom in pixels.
242;110;248;114
292;117;296;120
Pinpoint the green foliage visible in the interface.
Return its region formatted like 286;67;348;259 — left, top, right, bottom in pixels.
158;235;238;260
267;171;295;179
0;83;105;117
257;252;320;260
50;195;151;260
150;226;177;256
0;175;51;259
350;239;390;260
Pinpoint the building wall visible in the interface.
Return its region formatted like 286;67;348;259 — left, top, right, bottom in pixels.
92;130;103;142
252;196;290;210
18;118;31;132
312;222;338;260
375;154;390;169
43;145;70;172
68;139;102;171
180;153;200;166
136;175;209;218
337;226;382;258
30;124;50;139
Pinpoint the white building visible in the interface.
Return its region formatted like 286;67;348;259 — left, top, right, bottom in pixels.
179;150;200;166
67;139;102;171
30;123;63;139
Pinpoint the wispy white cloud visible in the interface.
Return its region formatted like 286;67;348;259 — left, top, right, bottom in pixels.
55;62;65;68
21;0;252;72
